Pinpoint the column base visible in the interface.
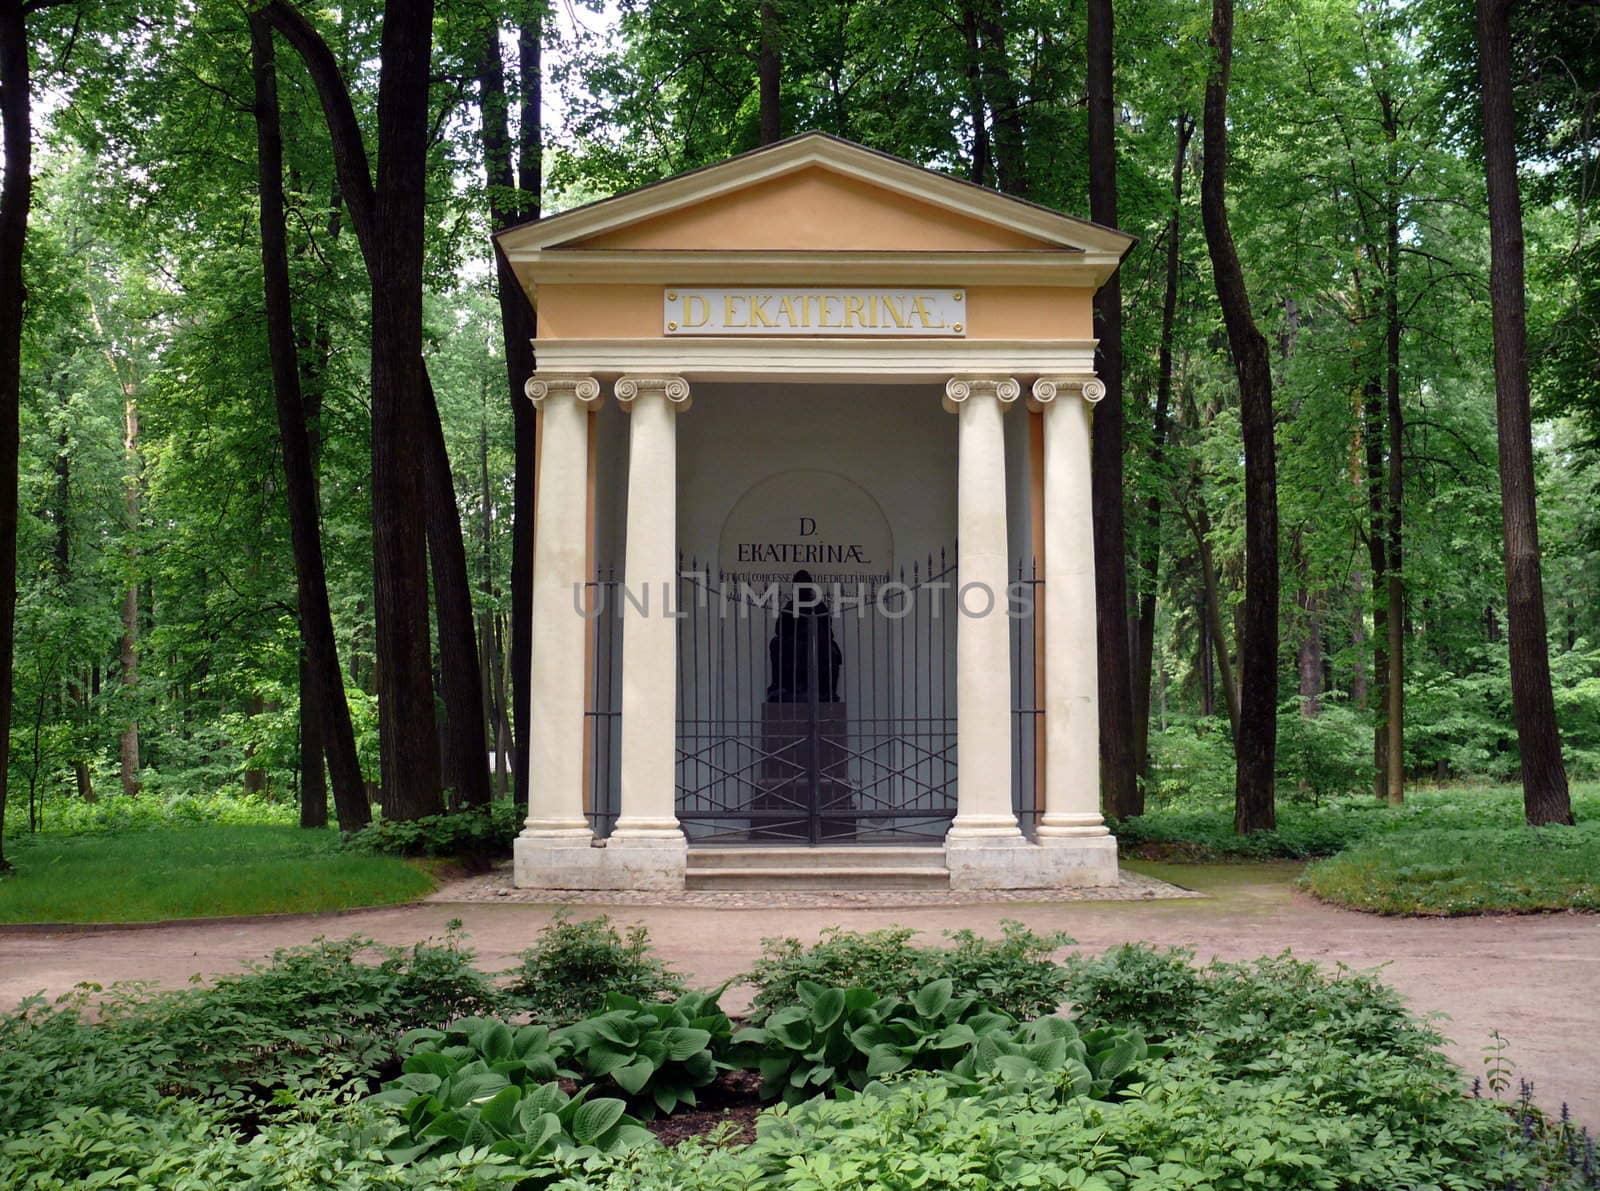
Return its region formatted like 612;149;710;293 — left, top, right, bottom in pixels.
1035;811;1111;839
945;814;1026;840
945;833;1118;890
513;831;687;891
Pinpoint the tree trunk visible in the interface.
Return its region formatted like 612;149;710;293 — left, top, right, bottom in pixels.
249;11;373;831
1357;374;1390;800
758;1;782;145
298;645;328;827
1085;0;1138;819
263;0;443;822
0;0;33;869
1184;501;1241;738
1476;0;1573;826
977;8;1027;196
1382;102;1406;806
421;369;492;809
1295;564;1321;717
1202;0;1278;834
1133;113;1192;785
477;12;542;810
118;385;140;797
961;4;991;185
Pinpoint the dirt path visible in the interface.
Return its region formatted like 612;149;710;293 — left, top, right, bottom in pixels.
4;861;1596;1123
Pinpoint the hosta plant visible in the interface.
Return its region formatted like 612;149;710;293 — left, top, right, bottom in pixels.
848;978;1016;1079
947;1014;1163;1101
556;989;733;1116
736;978;1013;1104
400;1016;571;1086
370;1066;650;1168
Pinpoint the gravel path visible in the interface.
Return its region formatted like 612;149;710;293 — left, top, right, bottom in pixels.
4;860;1597;1124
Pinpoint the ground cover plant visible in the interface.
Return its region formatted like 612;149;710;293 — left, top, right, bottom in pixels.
3;924;1595;1190
1113;782;1600;861
0;824;437;922
1301;817;1600;914
741;921;1072;1022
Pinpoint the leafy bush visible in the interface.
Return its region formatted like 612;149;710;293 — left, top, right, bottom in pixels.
501;913;685;1024
3;788;299;837
946;1014;1163;1102
557;989;733;1116
1061;943;1207;1038
568;953;1596;1191
0;931;499;1132
743;920;1072;1022
371;1038;651;1169
1112;782;1600;863
1302;819;1600;914
733;977;1156;1107
345;802;524;862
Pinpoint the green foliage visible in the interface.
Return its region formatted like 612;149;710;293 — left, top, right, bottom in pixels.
345;803;524;862
557;989;733;1116
1114;782;1600;862
1302;819;1600;913
743;921;1072;1022
370;1030;652;1170
571;952;1592;1191
500;913;685;1025
732;977;1147;1107
0;931;498;1137
3;788;297;837
1061;944;1208;1039
0;825;436;923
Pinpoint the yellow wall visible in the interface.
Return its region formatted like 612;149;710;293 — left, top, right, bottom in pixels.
572;166;1059;253
537;284;1093;341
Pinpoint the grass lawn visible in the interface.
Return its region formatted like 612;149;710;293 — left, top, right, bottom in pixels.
0;825;438;924
1115;782;1600;914
1301;819;1600;914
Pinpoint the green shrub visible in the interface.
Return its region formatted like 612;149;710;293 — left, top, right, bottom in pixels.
732;977;1152;1108
3;788;298;837
345;803;524;862
1302;819;1600;914
0;930;499;1132
370;1041;651;1169
1061;943;1207;1038
557;989;733;1116
743;920;1072;1022
501;913;685;1024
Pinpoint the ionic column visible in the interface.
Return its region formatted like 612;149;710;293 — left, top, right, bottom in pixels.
1029;377;1111;839
944;376;1023;840
612;376;691;855
521;375;603;840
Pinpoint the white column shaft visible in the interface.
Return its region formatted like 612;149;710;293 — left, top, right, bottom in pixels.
524;377;599;838
947;378;1022;838
1035;379;1110;837
614;378;689;839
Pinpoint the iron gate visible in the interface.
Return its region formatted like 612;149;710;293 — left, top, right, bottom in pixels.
582;554;1041;843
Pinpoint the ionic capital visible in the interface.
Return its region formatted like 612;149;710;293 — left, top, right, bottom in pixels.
614;375;692;414
943;375;1021;415
524;374;604;410
1027;376;1106;412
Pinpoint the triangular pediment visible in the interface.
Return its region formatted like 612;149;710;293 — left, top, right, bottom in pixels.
496;133;1133;259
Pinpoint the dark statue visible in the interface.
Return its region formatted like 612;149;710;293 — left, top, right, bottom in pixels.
767;570;843;702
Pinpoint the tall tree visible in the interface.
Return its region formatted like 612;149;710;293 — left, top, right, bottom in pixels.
248;10;371;833
261;0;444;820
0;0;33;868
759;1;782;144
1201;0;1278;833
477;5;541;810
1085;0;1139;819
1475;0;1573;826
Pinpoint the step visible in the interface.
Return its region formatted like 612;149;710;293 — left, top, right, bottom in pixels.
685;865;950;892
687;846;946;871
